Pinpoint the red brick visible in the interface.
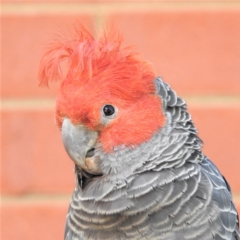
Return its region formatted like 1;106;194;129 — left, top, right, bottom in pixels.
107;9;240;94
1;200;69;240
1;108;75;194
1;14;93;98
189;104;240;192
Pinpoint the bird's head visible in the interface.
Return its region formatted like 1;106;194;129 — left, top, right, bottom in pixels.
39;27;166;179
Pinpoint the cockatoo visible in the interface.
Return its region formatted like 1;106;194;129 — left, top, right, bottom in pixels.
39;27;240;240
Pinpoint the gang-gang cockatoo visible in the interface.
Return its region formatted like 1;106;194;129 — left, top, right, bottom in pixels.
39;27;240;240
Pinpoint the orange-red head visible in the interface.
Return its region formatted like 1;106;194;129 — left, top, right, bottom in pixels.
39;26;165;153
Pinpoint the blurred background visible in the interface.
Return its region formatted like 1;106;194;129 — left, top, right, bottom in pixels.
1;0;240;239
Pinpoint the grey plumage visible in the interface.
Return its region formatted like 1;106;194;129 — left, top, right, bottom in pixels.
64;77;239;240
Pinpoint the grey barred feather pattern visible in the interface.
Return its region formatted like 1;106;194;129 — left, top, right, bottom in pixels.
65;77;239;240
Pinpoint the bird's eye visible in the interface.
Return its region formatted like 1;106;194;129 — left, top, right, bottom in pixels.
103;105;115;116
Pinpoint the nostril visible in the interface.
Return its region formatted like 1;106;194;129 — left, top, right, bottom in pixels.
85;148;95;158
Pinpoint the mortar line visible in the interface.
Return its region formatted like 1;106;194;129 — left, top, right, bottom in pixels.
1;192;240;203
1;2;240;15
1;95;240;110
1;193;72;203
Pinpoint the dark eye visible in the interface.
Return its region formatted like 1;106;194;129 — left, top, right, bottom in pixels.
103;105;115;116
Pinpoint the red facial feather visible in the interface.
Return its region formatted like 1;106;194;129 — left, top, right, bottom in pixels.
99;96;165;151
39;26;165;152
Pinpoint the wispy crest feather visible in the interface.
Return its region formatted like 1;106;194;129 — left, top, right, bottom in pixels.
38;26;132;86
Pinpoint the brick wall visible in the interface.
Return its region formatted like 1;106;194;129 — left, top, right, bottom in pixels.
1;1;240;239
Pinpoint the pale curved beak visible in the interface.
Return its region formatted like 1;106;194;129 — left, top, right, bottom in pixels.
61;118;101;174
